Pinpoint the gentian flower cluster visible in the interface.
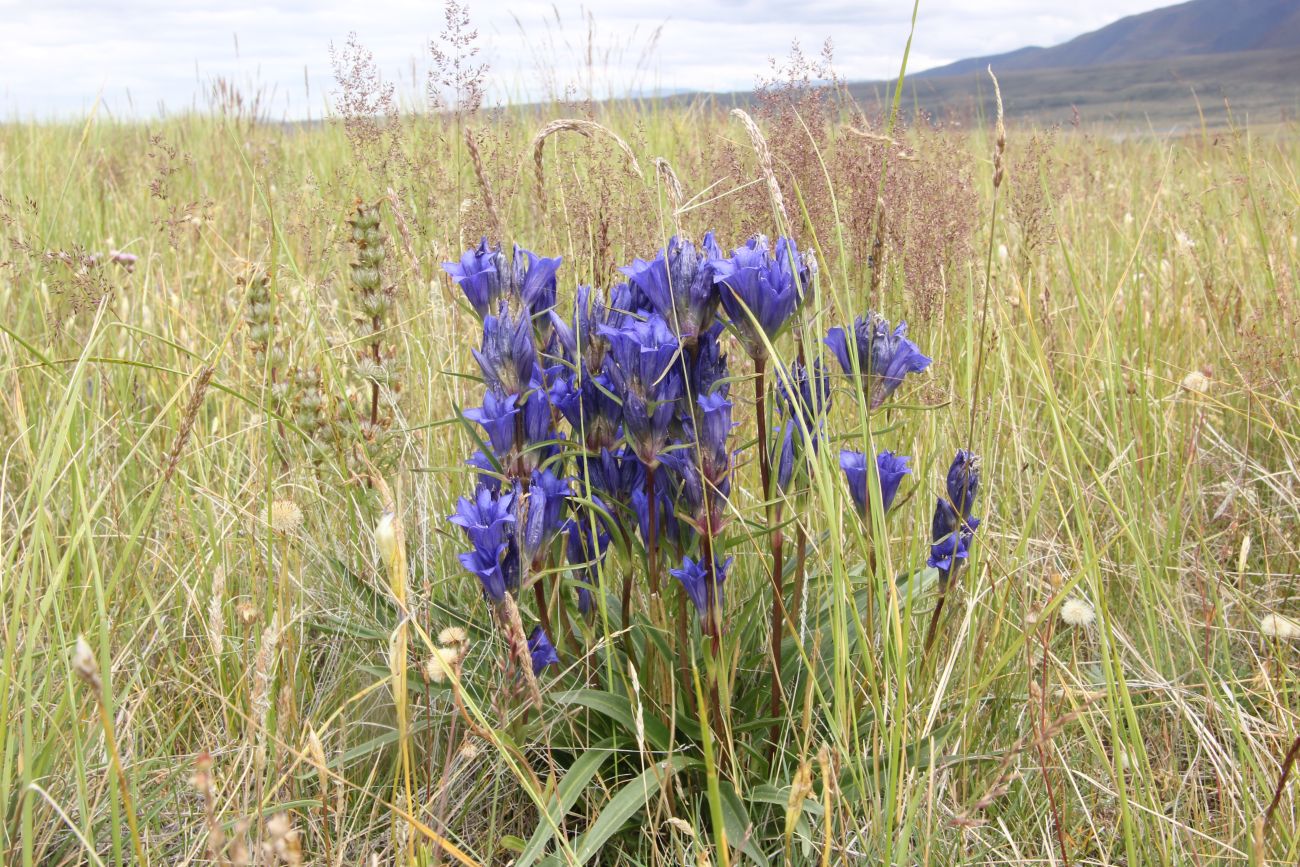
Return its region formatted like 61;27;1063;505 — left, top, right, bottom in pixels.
446;239;568;677
444;228;978;708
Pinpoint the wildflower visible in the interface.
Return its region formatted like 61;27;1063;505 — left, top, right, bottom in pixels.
695;391;734;479
463;388;518;457
620;233;722;347
928;500;978;575
565;517;611;614
270;499;303;535
473;305;536;396
577;445;643;508
774;421;795;491
551;285;618;374
1260;613;1300;641
631;483;680;548
774;358;832;491
1060;597;1096;628
520;468;571;563
945;449;980;518
527;625;560;675
449;486;516;601
599;314;683;467
235;601;260;627
689;322;730;399
550;366;622;451
825;312;932;409
507;244;563;320
443;237;502;317
928;450;981;587
109;250;138;273
714;236;809;359
840;449;911;516
670;554;733;624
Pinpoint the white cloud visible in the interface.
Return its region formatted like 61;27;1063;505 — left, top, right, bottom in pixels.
0;0;1175;118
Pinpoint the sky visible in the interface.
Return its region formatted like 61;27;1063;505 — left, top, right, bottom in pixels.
0;0;1177;119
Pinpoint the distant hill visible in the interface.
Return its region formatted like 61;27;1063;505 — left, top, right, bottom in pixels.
659;0;1300;129
917;0;1300;78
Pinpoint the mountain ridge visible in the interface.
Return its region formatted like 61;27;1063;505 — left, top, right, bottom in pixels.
916;0;1300;78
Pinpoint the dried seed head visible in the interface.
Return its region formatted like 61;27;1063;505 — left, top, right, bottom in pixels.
270;499;304;535
209;566;227;660
457;739;481;761
236;601;260;628
72;636;100;689
375;510;400;577
1180;369;1212;396
423;646;461;683
665;816;696;837
1260;613;1300;641
438;626;468;648
1060;597;1096;628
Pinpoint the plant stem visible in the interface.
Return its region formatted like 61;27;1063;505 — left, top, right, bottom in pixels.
755;357;785;726
645;463;660;599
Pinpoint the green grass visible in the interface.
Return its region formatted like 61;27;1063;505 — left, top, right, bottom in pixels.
2;93;1299;866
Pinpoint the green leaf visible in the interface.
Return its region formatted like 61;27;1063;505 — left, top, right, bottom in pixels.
539;756;696;866
551;688;674;753
515;738;614;867
719;781;770;866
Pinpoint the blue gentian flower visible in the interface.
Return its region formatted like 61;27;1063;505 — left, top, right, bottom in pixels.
777;358;832;434
773;358;833;491
463;389;518;457
670;554;733;623
443;237;503;318
689;322;730;400
695;391;734;479
474;305;536;396
465;449;501;493
714;236;809;359
449;486;517;601
825;312;931;409
620;234;723;347
577;445;643;508
599;314;684;467
521;469;571;563
631;484;679;548
565;517;611;614
929;450;982;585
775;421;797;492
508;245;562;319
840;449;911;516
551;285;620;375
527;625;560;675
928;501;980;575
550;366;622;452
945;449;980;518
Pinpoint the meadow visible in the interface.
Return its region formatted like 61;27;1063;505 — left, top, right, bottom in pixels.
2;44;1299;866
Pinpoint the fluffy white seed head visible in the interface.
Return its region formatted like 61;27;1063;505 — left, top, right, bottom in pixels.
1060;597;1096;628
270;499;303;535
1260;613;1300;641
